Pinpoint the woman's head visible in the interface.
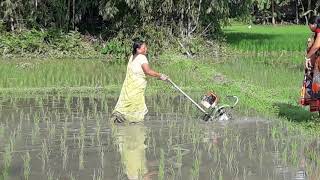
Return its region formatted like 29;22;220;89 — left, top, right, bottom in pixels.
308;16;320;32
132;40;147;55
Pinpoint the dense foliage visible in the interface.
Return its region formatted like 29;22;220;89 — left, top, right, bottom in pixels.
0;0;319;57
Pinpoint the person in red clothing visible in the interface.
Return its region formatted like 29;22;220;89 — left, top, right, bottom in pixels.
302;16;320;100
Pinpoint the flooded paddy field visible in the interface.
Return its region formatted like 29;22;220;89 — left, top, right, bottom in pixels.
0;94;319;180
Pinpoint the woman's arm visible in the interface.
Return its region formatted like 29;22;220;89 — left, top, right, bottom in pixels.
141;63;168;80
307;37;314;53
141;63;161;78
307;33;320;58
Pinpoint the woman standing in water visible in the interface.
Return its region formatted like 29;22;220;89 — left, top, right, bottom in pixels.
111;39;168;123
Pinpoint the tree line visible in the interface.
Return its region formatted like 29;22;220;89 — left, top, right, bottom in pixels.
0;0;320;36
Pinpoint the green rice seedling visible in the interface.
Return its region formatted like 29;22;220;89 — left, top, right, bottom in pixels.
104;101;109;113
62;146;68;170
182;120;187;140
306;165;313;179
22;152;31;180
282;147;288;164
174;126;181;144
290;141;298;166
86;111;91;121
158;149;165;180
100;146;104;168
69;172;76;180
234;162;240;179
92;169;104;180
16;120;23;137
58;95;62;105
218;169;223;180
116;162;126;180
9;131;15;152
78;135;82;149
71;113;75;123
41;140;49;172
60;135;66;156
209;168;216;180
205;138;213;156
72;133;77;146
242;167;247;180
49;124;56;140
273;139;279;153
190;152;201;180
167;130;173;151
223;137;229;155
192;136;199;153
0;123;4;139
316;158;320;171
26;112;31;125
146;132;152;154
227;152;235;172
168;165;175;180
91;135;95;146
96;123;101;145
248;140;253;161
3;142;12;173
235;134;241;152
259;151;263;174
261;137;266;152
93;110;98;122
152;136;157;157
80;120;86;141
5;117;9;129
79;142;84;170
175;146;182;168
47;168;54;180
2;168;9;179
212;144;220;162
10;113;15;124
63;121;68;139
52;96;56;107
80;99;85;114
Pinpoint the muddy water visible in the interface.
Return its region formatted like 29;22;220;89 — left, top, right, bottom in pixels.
0;95;318;180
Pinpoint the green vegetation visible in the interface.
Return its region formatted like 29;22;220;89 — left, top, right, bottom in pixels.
0;59;125;88
1;1;320;178
224;24;310;52
0;30;102;58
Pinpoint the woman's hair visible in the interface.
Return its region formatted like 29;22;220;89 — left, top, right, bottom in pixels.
132;39;145;55
309;16;320;28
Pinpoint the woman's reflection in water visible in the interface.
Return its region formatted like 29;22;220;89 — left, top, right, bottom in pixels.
113;123;154;180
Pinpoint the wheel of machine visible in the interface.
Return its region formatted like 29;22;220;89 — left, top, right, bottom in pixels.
213;106;233;121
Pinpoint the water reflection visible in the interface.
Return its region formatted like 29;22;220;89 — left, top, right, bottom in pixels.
272;149;308;180
292;158;307;180
113;123;149;180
